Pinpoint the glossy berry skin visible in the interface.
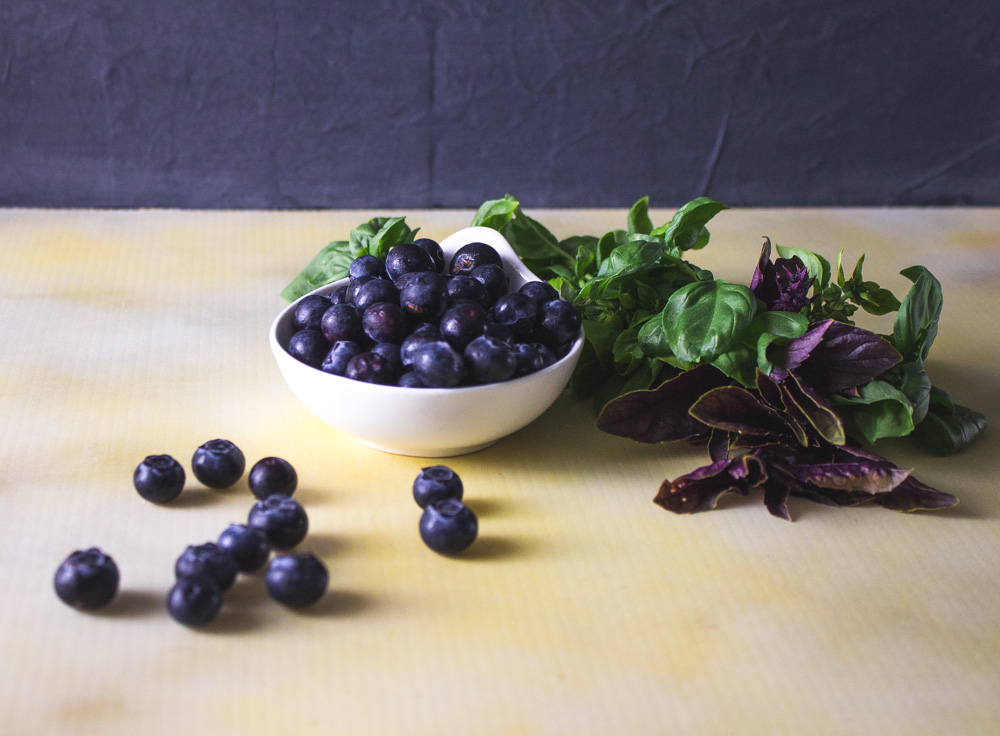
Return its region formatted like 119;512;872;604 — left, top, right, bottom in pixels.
192;439;246;489
397;371;425;388
399;271;447;321
449;242;502;277
287;329;330;368
362;302;409;344
535;299;582;347
345;351;396;384
490;292;538;339
352;278;399;313
321;340;363;376
321;303;363;344
349;254;388;282
266;553;328;608
369;342;403;378
329;285;350;305
511;342;556;376
518;280;560;310
445;274;490;309
292;294;333;332
411;341;466;388
217;523;271;572
413;465;463;508
166;575;222;626
248;495;309;550
386;243;435;281
413;238;445;273
439;301;489;351
175;542;238;591
248;456;298;499
133;454;185;503
419;498;478;555
470;264;509;306
54;548;119;610
464;336;517;383
400;324;442;366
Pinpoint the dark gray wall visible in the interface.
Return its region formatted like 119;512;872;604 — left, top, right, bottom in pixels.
2;1;999;208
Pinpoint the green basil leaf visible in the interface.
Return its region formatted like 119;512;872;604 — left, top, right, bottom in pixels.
661;281;757;363
834;380;915;443
368;217;420;260
280;240;354;301
892;265;943;364
627;196;654;235
914;400;987;456
501;211;574;272
471;194;521;230
857;285;902;315
581;318;618;371
897;361;931;425
654;197;728;251
594;238;664;281
745;310;809;374
709;345;757;387
637;311;673;358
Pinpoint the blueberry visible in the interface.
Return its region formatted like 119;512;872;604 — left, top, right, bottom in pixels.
192;439;245;489
248;495;309;550
399;271;447;321
445;274;490;309
490;292;538;339
412;465;463;508
133;454;185;503
54;548;119;610
346;275;375;304
401;324;442;367
321;340;363;376
369;342;404;378
449;242;502;277
535;299;582;347
345;351;397;384
511;342;557;376
362;302;409;344
287;329;331;368
293;294;333;332
329;285;350;305
464;335;517;384
175;542;238;591
349;254;388;282
352;278;400;313
411;341;467;388
248;456;298;499
397;371;425;388
439;301;489;351
412;238;445;273
386;243;435;281
470;264;509;305
166;575;222;626
265;553;329;608
518;280;560;310
419;498;478;554
483;322;514;343
217;523;271;572
321;304;363;344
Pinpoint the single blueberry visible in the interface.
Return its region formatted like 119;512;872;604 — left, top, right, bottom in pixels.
386;243;435;281
287;329;330;368
397;371;425;388
370;342;404;378
175;542;238;591
192;439;245;489
329;285;350;305
518;281;560;311
511;342;557;376
346;275;375;304
411;341;467;388
352;278;400;313
464;335;518;384
439;301;489;351
166;575;222;626
399;271;447;321
449;242;502;277
535;299;582;347
413;465;464;508
470;264;509;306
412;238;445;273
248;456;298;499
349;254;388;282
321;340;364;376
345;352;397;384
248;495;309;550
401;324;442;367
490;292;538;339
265;553;329;608
54;548;119;610
217;523;271;573
445;274;490;309
419;498;478;555
321;303;364;344
293;294;333;332
133;454;185;503
362;302;409;344
484;322;514;343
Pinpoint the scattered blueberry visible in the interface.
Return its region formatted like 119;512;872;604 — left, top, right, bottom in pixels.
464;335;517;384
419;498;478;555
133;454;185;503
166;575;222;626
287;329;330;368
248;495;309;550
175;542;238;591
413;465;464;508
265;553;329;608
192;439;246;489
411;341;467;388
217;523;271;573
293;294;333;332
449;242;502;277
321;340;364;376
54;548;119;610
248;456;298;499
386;243;435;281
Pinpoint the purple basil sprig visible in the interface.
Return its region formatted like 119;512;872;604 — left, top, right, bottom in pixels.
750;237;814;313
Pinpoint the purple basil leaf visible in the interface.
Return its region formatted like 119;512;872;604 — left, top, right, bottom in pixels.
770;320;834;381
871;475;959;511
750;237;772;295
689;386;794;437
787;461;911;494
756;369;786;411
595;364;730;443
796;321;902;393
708;429;730;462
654;457;752;514
760;473;795;520
783;373;847;446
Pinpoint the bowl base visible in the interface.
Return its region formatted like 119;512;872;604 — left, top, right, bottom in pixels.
356;438;499;458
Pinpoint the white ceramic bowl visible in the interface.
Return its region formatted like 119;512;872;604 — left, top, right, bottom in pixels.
269;226;584;457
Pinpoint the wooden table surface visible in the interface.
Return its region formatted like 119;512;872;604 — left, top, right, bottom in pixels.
1;207;998;735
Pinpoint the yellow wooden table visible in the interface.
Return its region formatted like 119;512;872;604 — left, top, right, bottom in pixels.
1;208;997;735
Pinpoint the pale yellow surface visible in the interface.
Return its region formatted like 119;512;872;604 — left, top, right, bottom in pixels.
0;207;998;736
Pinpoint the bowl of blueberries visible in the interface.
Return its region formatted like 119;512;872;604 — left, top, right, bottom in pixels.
270;226;584;457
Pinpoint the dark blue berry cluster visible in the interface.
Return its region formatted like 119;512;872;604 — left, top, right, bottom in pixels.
286;240;583;387
413;466;478;555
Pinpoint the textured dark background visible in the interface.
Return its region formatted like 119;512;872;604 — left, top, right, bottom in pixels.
2;1;999;209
